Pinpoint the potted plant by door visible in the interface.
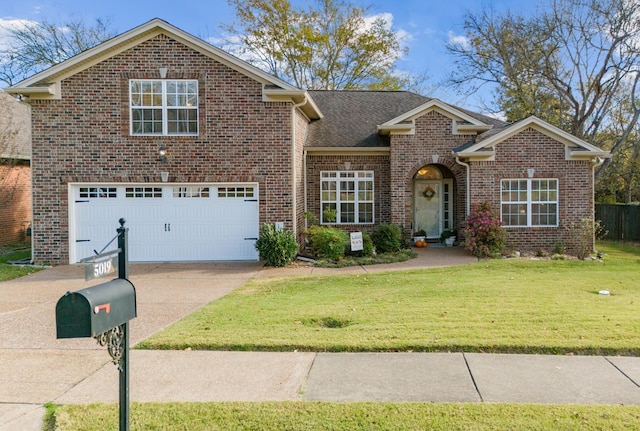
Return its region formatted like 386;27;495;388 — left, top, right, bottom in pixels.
413;229;427;245
440;230;456;246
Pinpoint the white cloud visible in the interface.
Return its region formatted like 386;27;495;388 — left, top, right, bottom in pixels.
448;30;470;49
0;18;37;50
363;12;411;59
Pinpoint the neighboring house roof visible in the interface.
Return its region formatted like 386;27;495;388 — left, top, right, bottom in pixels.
306;90;429;149
453;115;611;161
5;18;322;120
0;91;30;161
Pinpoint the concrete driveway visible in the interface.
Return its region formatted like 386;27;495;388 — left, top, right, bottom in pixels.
0;260;263;430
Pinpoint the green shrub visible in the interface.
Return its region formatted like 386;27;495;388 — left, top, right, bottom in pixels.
307;226;349;260
371;223;402;253
255;224;298;267
462;202;506;259
346;231;375;257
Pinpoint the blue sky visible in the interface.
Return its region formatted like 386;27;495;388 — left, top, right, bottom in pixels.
0;0;537;111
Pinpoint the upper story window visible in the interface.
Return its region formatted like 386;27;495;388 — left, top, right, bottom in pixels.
130;80;198;136
501;179;558;227
321;171;374;224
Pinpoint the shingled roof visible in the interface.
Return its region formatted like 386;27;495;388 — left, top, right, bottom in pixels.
305;90;430;148
305;90;509;149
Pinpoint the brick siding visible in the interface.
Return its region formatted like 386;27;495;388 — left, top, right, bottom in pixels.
305;154;391;238
389;111;595;254
28;34;296;264
0;162;31;245
468;128;595;254
390;111;472;237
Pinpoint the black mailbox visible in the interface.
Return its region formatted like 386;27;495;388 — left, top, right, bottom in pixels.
56;278;136;339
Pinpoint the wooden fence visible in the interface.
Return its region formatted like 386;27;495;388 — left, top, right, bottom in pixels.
595;204;640;241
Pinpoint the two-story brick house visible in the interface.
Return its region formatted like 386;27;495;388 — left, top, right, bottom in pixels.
7;19;609;264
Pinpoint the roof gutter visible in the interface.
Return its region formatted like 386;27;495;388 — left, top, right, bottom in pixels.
263;88;323;120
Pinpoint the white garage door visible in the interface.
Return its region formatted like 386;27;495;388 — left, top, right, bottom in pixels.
70;184;259;263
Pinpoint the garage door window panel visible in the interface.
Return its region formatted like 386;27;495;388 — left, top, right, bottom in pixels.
126;187;163;198
174;186;210;198
79;187;117;198
218;187;255;198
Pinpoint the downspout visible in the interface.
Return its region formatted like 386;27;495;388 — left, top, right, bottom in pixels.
21;97;36;264
455;156;471;217
303;149;308;231
290;95;308;239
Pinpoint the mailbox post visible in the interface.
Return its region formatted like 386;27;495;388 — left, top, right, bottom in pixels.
117;219;130;431
56;218;134;431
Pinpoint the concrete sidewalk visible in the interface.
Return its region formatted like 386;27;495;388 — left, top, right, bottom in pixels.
2;247;640;430
35;351;640;405
4;350;640;430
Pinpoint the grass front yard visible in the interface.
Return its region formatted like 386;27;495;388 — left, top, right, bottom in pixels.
48;401;640;431
138;241;640;355
49;242;640;430
0;243;40;281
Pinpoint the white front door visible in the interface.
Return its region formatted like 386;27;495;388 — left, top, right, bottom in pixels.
70;184;259;263
414;180;442;238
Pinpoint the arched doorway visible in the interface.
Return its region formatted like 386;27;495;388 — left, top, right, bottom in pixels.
413;165;453;239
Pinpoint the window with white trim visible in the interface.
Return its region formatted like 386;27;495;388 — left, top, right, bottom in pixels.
321;171;374;224
501;179;558;227
130;80;198;135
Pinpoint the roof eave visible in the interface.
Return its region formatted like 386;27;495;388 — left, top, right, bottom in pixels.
452;150;495;161
0;154;30;161
262;88;323;120
377;123;414;135
567;148;612;160
5;84;58;99
455;123;493;134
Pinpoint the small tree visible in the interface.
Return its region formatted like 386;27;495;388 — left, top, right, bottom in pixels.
0;17;116;86
566;217;607;260
462;202;506;259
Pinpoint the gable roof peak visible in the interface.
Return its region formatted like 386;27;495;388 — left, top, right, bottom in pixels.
6;17;299;98
454;115;611;161
378;98;496;136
